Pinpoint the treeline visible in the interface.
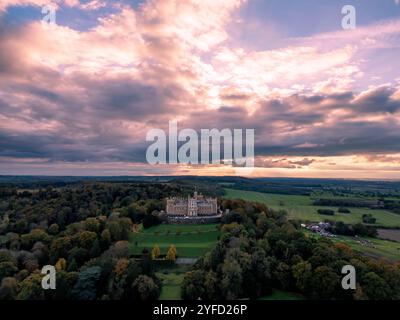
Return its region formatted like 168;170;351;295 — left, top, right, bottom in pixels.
328;221;377;237
0;182;220;234
314;198;400;215
232;181;311;196
181;199;400;300
313;198;378;208
382;200;400;214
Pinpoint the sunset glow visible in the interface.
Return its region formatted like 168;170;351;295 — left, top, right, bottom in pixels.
1;0;400;178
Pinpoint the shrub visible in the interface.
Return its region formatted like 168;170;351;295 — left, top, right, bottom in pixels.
317;209;335;216
362;214;376;224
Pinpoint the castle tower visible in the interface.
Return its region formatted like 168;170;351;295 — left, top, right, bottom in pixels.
188;193;198;216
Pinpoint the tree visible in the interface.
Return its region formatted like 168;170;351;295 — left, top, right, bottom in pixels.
142;214;160;229
32;241;49;265
17;273;45;300
67;247;89;267
77;231;97;250
51;271;71;300
292;261;312;292
106;218;132;241
166;245;177;262
362;214;376;224
55;258;67;271
90;238;101;258
49;236;72;263
203;271;218;300
273;261;291;290
109;259;142;300
131;275;159;301
85;218;100;233
0;261;18;279
151;245;160;260
221;258;242;299
0;249;14;263
48;223;59;235
101;229;111;249
182;270;206;300
308;266;340;299
317;209;335;216
67;258;78;272
72;266;102;300
21;229;50;250
362;272;391;300
127;204;146;223
0;277;17;300
108;258;130;299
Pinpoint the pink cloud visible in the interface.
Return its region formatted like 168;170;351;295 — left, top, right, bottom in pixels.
0;0;106;12
1;0;400;177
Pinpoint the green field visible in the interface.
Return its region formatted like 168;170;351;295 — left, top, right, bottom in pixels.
157;266;189;300
224;188;400;228
129;224;220;258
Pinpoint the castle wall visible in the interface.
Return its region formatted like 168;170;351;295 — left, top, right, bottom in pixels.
166;193;218;217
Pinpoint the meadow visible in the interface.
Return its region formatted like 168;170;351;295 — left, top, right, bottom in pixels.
129;223;220;258
224;188;400;228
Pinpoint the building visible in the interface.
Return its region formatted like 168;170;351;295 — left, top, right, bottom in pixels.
166;191;218;217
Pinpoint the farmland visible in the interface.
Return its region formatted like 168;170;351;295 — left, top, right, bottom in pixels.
224;188;400;228
224;188;400;261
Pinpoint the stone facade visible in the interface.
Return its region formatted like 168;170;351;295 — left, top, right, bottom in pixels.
166;191;218;217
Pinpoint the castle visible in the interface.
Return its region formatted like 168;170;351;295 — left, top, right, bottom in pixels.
166;191;218;217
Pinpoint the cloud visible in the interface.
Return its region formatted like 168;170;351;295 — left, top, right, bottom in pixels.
0;0;107;12
254;157;315;169
1;0;400;177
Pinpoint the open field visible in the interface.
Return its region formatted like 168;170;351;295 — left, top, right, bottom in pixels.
129;224;220;258
224;188;400;228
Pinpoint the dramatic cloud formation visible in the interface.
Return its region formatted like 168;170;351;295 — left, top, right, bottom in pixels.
0;0;400;177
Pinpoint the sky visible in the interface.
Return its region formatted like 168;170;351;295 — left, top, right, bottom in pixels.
0;0;400;178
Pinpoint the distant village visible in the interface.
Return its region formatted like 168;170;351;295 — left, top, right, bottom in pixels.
302;222;376;248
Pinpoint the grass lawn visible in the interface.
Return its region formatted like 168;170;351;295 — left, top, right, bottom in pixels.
259;289;305;300
129;223;220;258
157;267;188;300
224;188;400;228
